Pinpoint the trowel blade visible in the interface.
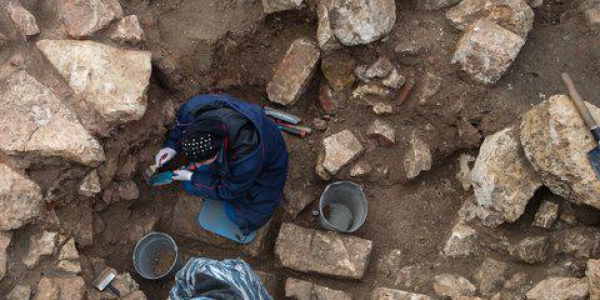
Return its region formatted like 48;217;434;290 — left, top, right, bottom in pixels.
149;171;174;186
588;148;600;180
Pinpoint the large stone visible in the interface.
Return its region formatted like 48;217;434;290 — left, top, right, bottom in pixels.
404;132;432;180
321;51;356;92
367;119;396;146
59;238;80;261
37;40;152;125
35;276;86;300
261;0;304;14
317;0;342;51
321;130;364;176
0;231;12;282
511;236;548;264
474;258;508;296
588;259;600;300
471;126;542;224
433;274;477;299
61;0;124;39
520;95;600;210
7;285;31;300
443;223;478;258
553;227;600;260
371;288;432;300
416;0;461;10
446;0;535;38
329;0;396;46
275;223;373;279
0;164;43;231
533;200;559;229
23;231;58;269
0;71;105;166
526;277;589;300
452;19;525;85
266;38;320;106
285;278;352;300
110;15;145;44
7;4;40;39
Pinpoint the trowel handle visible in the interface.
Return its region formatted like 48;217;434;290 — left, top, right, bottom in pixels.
562;73;598;130
107;283;121;297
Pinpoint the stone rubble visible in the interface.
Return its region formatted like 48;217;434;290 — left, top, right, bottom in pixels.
35;275;86;300
267;38;320;106
0;71;106;166
366;57;394;79
474;258;508;296
520;95;600;210
261;0;304;14
433;274;477;299
471;126;542;224
37;40;152;125
446;0;535;38
7;4;40;40
78;170;102;197
321;51;357;92
284;186;315;218
23;231;58;269
7;284;31;300
404;132;432;180
110;15;146;44
525;277;589;300
553;227;600;260
452;19;525;85
511;236;549;264
118;181;140;201
417;72;442;105
285;278;352;300
317;0;342;51
367;119;396;146
456;154;475;191
371;287;432;300
416;0;461;10
59;238;80;261
588;259;600;300
320;130;364;177
533;200;559;229
0;163;44;231
372;102;394;115
275;223;373;279
0;231;12;282
61;0;124;39
353;85;391;99
382;69;406;90
443;223;478;258
329;0;396;46
351;161;373;177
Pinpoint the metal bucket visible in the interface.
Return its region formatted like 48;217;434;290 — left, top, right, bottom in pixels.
133;232;182;280
319;181;368;233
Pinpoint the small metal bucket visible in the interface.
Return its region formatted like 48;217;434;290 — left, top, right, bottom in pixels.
319;181;368;233
133;232;182;280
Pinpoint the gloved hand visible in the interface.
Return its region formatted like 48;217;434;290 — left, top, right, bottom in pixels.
155;147;177;167
173;169;193;181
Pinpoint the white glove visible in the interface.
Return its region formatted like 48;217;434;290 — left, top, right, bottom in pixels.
173;169;193;181
155;147;177;167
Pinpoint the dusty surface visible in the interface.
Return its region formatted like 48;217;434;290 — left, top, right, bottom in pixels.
1;0;600;299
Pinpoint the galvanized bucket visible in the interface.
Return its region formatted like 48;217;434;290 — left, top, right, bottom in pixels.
319;181;368;233
133;232;182;280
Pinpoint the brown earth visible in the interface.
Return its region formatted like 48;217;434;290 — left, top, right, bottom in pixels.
1;0;600;299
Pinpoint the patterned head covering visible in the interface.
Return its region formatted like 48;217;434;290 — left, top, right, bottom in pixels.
181;116;227;162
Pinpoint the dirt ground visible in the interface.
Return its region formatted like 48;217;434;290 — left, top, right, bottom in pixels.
2;0;600;299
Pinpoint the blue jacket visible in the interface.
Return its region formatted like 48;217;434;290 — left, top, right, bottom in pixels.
165;95;288;233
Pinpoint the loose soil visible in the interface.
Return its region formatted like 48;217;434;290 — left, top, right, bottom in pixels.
152;250;176;277
1;0;600;299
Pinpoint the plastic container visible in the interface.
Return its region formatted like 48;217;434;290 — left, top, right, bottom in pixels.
133;232;182;280
319;181;368;233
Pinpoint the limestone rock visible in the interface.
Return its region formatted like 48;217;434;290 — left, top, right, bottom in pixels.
382;69;406;90
261;0;304;14
588;259;600;300
59;238;80;261
351;161;373;177
446;0;534;38
512;236;548;264
321;130;364;176
7;285;31;300
367;119;396;146
321;51;357;92
35;276;86;300
371;288;432;300
585;7;600;34
372;102;394;115
317;0;342;51
329;0;396;46
474;258;508;296
553;227;600;260
416;0;461;10
452;20;525;85
37;40;152;125
7;4;40;39
0;71;105;166
267;38;320;106
285;278;352;300
404;132;432;180
443;223;478;258
62;0;124;39
456;154;475;191
57;260;82;274
0;231;12;282
366;57;394;79
353;85;391;99
78;170;102;197
433;274;477;299
526;277;589;300
533;200;559;229
520;95;600;210
0;164;43;231
23;231;58;269
110;15;145;44
275;223;373;279
471;126;542;224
